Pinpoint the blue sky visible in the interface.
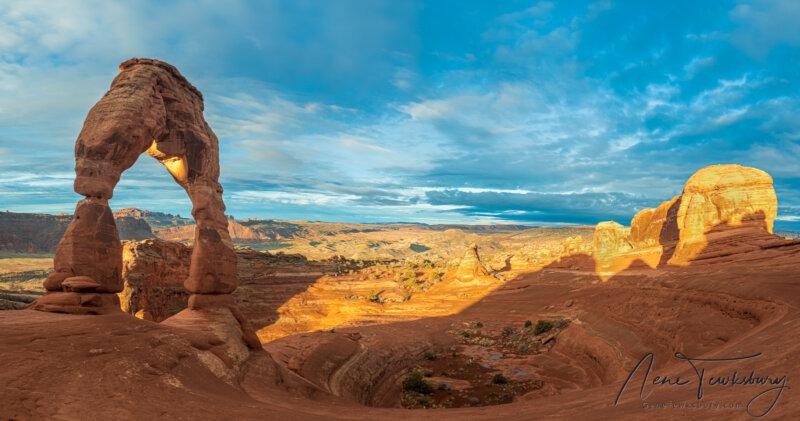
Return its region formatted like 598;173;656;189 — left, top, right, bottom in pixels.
1;1;799;228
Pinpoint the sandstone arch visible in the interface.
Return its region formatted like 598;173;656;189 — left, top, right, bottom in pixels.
32;58;238;314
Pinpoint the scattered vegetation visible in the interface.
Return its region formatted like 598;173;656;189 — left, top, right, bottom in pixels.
501;326;516;336
491;374;510;385
402;371;432;395
524;320;532;328
409;243;431;253
534;320;554;336
401;349;544;409
424;351;438;361
248;241;292;251
469;321;483;329
367;290;384;304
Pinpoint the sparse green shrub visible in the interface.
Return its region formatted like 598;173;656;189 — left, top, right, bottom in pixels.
367;290;383;304
438;383;450;390
469;321;483;329
424;351;438;361
492;373;510;385
460;330;472;338
501;326;516;336
402;371;432;394
534;320;554;335
524;320;533;328
410;243;430;253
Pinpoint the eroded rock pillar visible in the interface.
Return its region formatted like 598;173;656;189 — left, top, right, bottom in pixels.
32;197;123;314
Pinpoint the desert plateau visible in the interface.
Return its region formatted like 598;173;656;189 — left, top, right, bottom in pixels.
2;1;800;420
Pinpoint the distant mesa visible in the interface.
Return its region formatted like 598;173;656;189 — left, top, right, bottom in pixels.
114;207;193;229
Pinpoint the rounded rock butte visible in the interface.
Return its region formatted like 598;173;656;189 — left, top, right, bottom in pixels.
30;58;242;320
670;164;777;264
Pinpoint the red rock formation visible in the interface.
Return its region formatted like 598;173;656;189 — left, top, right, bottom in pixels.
670;164;777;264
31;59;244;334
453;244;493;283
628;195;680;249
587;164;780;273
119;239;191;321
114;215;154;240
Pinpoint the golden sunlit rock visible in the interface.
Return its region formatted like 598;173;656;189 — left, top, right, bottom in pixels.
579;164;780;276
669;164;778;265
453;244;493;283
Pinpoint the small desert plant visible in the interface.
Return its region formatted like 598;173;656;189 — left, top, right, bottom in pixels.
501;326;516;336
367;290;383;303
491;373;510;385
438;383;450;390
524;320;533;328
469;321;483;329
424;351;438;361
403;371;432;394
534;320;554;335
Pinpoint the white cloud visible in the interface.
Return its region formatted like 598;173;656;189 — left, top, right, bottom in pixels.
683;56;715;79
232;190;360;207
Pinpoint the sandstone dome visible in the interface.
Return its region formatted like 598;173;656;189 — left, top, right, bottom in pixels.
671;164;777;264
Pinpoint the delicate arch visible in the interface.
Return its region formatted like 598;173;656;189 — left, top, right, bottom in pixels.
34;59;237;314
